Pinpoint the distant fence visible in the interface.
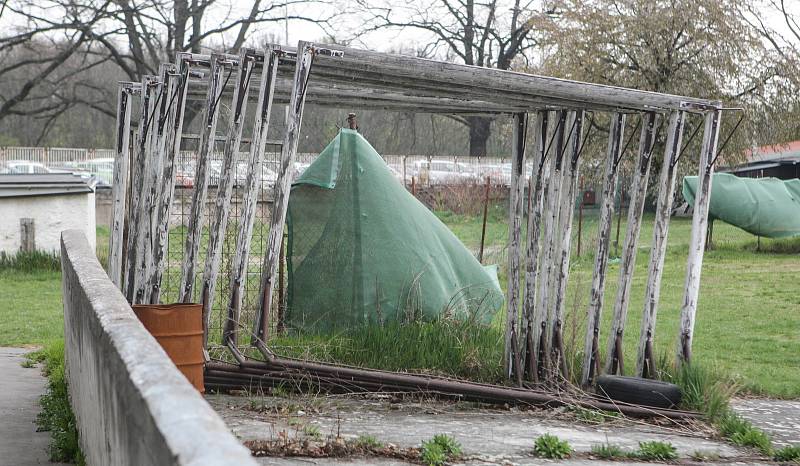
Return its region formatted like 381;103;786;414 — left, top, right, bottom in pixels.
1;145;523;187
0;146;115;166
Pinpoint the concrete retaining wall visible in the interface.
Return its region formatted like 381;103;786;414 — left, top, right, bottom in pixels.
60;230;256;466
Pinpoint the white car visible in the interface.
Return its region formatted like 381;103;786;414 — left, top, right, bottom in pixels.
62;158;115;186
234;161;278;187
411;160;477;184
1;160;51;174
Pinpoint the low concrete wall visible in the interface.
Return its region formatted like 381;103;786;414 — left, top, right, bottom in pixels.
60;230;256;466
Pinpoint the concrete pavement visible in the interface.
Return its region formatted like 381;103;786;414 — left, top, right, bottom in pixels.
0;347;63;466
209;392;760;465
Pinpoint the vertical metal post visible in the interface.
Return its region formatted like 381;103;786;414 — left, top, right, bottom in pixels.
577;182;584;257
521;111;548;381
108;82;136;288
580;112;625;386
604;112;660;375
252;42;315;352
150;54;191;303
635;110;686;377
133;64;173;304
678;108;722;363
478;175;490;263
225;48;279;348
125;75;159;302
538;110;567;378
178;54;226;303
201;49;254;349
504;112;528;383
550;110;585;378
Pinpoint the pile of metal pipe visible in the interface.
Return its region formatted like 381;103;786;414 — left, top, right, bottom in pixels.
205;359;700;420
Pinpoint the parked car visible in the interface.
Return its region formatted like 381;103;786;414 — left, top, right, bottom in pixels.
1;160;51;174
68;158;115;186
175;160;196;188
411;160;477;184
234;161;278;187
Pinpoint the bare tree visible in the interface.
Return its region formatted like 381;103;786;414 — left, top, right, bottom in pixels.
0;0;335;145
352;0;540;156
740;0;800;145
93;0;336;82
533;0;779;169
0;0;116;128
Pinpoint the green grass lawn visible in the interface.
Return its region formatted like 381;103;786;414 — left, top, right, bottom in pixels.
0;269;63;346
441;207;800;397
1;212;797;397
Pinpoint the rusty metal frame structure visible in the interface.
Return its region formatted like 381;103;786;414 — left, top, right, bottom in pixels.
109;41;725;416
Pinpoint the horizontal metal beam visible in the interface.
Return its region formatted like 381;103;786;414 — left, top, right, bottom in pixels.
176;43;720;114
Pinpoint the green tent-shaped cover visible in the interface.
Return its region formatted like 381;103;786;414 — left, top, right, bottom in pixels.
286;129;503;331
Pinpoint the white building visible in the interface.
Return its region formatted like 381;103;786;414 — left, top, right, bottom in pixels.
0;174;96;254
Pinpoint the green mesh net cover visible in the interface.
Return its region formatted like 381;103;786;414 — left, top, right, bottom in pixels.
683;173;800;238
286;129;503;331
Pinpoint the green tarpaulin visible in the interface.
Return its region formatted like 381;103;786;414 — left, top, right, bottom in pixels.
286;129;503;331
683;173;800;238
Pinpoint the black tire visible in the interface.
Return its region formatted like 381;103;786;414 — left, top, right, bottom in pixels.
595;375;682;409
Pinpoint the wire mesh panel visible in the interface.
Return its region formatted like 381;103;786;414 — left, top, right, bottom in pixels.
160;143;283;357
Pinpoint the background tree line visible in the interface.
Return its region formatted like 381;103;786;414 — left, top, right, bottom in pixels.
2;0;800;171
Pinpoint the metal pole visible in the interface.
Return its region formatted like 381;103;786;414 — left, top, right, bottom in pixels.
478;176;490;263
677;108;722;364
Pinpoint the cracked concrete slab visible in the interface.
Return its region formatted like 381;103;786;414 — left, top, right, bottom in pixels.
731;398;800;447
209;392;761;465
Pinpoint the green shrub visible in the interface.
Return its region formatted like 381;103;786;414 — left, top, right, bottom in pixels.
632;441;678;461
729;429;773;454
591;442;625;459
354;435;383;449
774;445;800;462
420;442;446;466
717;412;773;454
533;434;572;459
421;434;462;466
670;362;733;421
302;424;321;439
430;434;462;457
32;341;85;465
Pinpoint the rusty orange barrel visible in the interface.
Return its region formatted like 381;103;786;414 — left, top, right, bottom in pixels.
132;303;205;393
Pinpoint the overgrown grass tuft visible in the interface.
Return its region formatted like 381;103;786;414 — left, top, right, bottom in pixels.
0;250;60;272
659;360;774;456
774;445;800;462
270;319;504;382
717;411;773;455
666;362;734;421
354;435;383;449
420;434;462;466
590;442;626;459
28;341;85;465
631;441;678;461
533;434;572;459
